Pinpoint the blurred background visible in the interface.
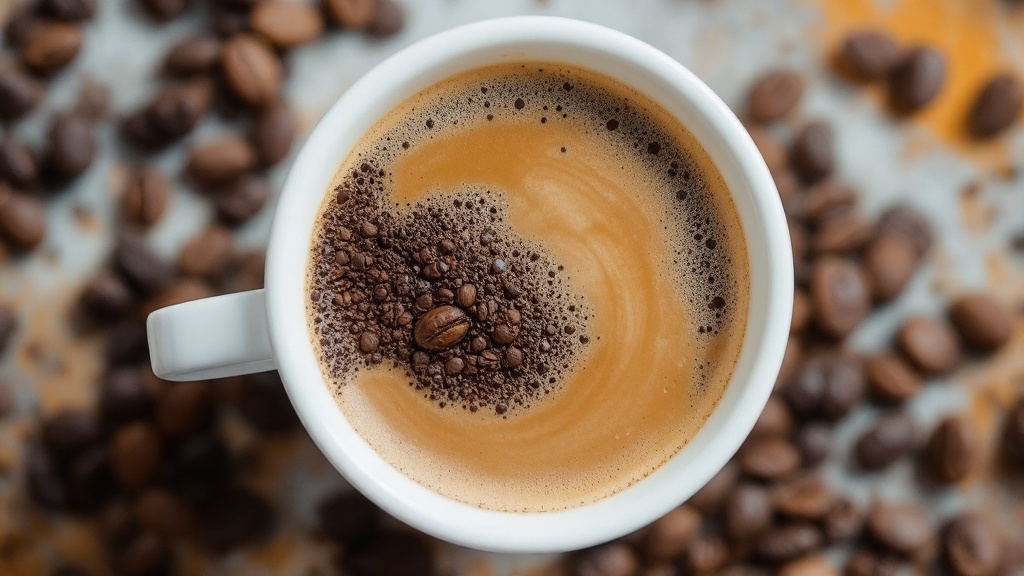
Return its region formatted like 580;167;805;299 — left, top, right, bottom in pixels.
1;0;1024;574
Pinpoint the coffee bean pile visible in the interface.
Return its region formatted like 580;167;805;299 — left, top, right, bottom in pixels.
310;173;588;415
565;32;1024;576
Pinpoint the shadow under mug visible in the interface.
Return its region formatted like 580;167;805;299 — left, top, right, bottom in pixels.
147;16;792;554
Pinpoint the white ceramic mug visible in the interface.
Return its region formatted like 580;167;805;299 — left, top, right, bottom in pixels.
147;16;792;554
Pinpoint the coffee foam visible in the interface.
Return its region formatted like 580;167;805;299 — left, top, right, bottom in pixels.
307;63;749;512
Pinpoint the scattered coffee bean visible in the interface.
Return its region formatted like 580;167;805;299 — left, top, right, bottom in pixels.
839;30;902;80
367;0;405;38
791;121;835;183
897;316;963;374
413;305;470;351
21;22;83;74
777;336;803;387
222;34;282;106
750;395;794;438
810;256;871;339
867;502;933;556
725;483;773;539
80;272;136;322
47;112;96;179
0;305;16;354
876;204;933;258
889;46;946;112
134;488;194;538
846;549;902;576
156;381;213;438
0;68;46;120
642;504;700;561
100;368;154;425
865;353;923;403
754;524;823;563
855;411;918;470
73;76;109;120
178;226;234;279
217;174;269;224
123;80;212;148
862;234;917;303
143;278;215;316
105;321;150;366
778;555;836;576
969;73;1023;138
325;0;377;29
948;293;1013;352
164;34;222;76
688;461;739;513
813;213;872;255
235;372;299;433
823;497;863;543
110;421;162;491
251;99;296;166
784;354;865;421
794;422;832;467
27;442;69;509
251;1;324;49
0;189;47;250
40;0;95;23
944;513;1004;576
747;70;804;122
186;136;257;187
137;0;188;21
0;136;40;188
925;415;977;484
573;544;640;576
4;3;44;49
113;233;173;294
1004;398;1024;466
686;535;729;574
42;409;100;454
773;475;834;521
123;167;171;228
748;126;788;172
802;180;858;224
739;436;801;481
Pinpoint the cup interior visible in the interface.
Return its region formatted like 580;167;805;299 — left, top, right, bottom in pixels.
265;16;792;554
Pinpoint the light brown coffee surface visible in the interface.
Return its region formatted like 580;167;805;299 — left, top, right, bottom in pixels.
309;63;749;512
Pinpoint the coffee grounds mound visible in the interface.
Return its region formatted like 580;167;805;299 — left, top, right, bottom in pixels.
309;162;589;415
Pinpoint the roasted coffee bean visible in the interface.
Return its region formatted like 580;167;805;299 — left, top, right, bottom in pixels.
368;0;405;37
43;409;100;454
222;34;282;106
897;316;963;375
785;354;865;421
4;3;43;49
863;235;918;303
865;353;923;403
802;180;858;224
748;125;787;172
0;189;47;250
123;167;171;228
325;0;377;28
73;76;109;120
688;461;738;513
811;257;871;339
686;535;729;574
813;213;872;255
27;443;69;509
22;23;83;74
210;4;251;37
0;68;46;120
41;0;97;21
0;137;39;188
105;321;150;366
774;475;834;520
138;0;188;20
251;99;295;166
795;422;832;467
739;436;801;481
178;226;234;279
235;371;298;433
791;121;835;183
747;70;804;122
318;490;382;543
143;279;215;316
868;502;933;556
113;233;173;294
751;395;794;438
791;289;811;334
823;497;863;543
164;34;222;76
186;137;257;187
890;47;946;112
778;555;836;576
877;204;932;258
100;368;154;425
79;271;135;322
855;411;918;470
777;336;803;387
251;1;324;48
217;174;270;224
68;445;113;511
754;524;823;563
156;381;213;438
948;293;1013;352
969;74;1023;138
118;530;170;576
47;112;95;178
110;422;162;491
123;81;212;148
414;305;470;350
944;513;1003;576
1005;398;1024;465
839;30;902;80
199;487;274;550
925;415;977;484
642;504;700;561
846;550;901;576
134;488;194;537
725;483;773;539
456;283;477;308
222;249;266;292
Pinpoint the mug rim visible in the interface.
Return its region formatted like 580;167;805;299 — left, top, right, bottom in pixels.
265;16;792;553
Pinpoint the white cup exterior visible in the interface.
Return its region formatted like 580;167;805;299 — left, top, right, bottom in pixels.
257;16;791;554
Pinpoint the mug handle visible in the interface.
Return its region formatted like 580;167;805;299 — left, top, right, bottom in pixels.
147;290;277;381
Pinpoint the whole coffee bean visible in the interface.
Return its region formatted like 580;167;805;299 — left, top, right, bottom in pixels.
222;34;282;106
823;497;863;543
925;415;977;483
134;488;194;537
944;513;1003;576
785;354;865;421
750;126;787;173
105;321;150;366
778;555;837;576
865;353;923;403
792;289;811;334
325;0;377;28
855;411;918;470
21;23;83;74
0;137;40;187
688;461;738;513
137;0;188;20
777;336;803;387
42;409;100;454
123;167;171;228
221;249;265;292
846;550;902;576
813;213;873;255
877;204;932;258
1004;398;1024;465
0;189;47;250
948;293;1012;352
156;381;213;438
236;372;298;433
211;4;251;37
251;1;324;48
774;475;834;521
199;487;274;550
795;422;832;467
969;74;1023;138
686;535;729;574
0;304;16;354
414;305;470;350
41;0;97;21
123;80;212;148
725;483;773;539
252;99;296;166
73;76;109;120
164;34;222;76
4;3;43;49
747;69;804;123
643;504;700;561
802;180;858;224
217;174;270;225
890;47;946;112
0;68;46;120
318;490;382;543
897;317;963;374
754;524;823;563
68;445;112;512
118;530;169;576
868;502;934;556
110;422;162;491
47;113;95;178
751;395;794;438
100;368;154;425
739;436;801;481
27;443;69;509
186;136;257;186
839;30;903;80
810;257;871;339
863;235;918;303
178;226;234;279
113;233;173;294
791;121;835;183
142;278;215;317
368;0;405;37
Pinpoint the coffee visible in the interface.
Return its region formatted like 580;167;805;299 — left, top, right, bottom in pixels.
306;62;750;512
